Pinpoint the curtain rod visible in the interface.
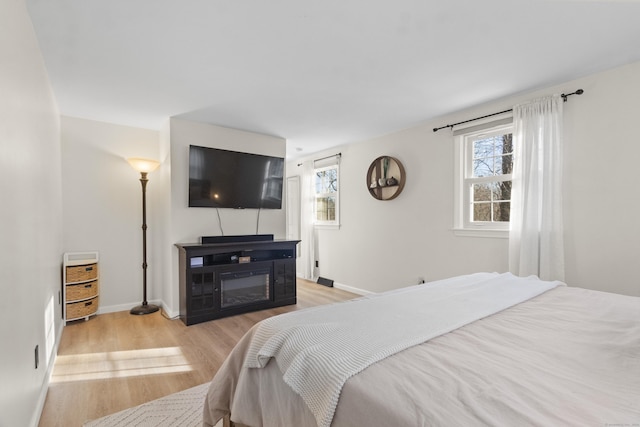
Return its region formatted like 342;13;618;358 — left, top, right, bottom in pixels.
297;152;341;167
432;89;584;133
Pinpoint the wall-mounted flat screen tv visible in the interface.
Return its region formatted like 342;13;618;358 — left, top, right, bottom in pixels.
188;145;284;209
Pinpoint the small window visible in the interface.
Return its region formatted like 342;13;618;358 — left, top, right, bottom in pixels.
468;130;513;223
314;163;340;227
454;120;513;237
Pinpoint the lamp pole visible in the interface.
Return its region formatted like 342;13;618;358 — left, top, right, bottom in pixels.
127;158;160;315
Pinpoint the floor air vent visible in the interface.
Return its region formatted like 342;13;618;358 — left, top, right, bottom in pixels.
317;277;334;287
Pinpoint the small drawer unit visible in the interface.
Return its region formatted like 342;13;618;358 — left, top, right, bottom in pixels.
63;252;99;323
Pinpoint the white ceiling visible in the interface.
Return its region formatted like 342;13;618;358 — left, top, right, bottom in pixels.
26;0;640;159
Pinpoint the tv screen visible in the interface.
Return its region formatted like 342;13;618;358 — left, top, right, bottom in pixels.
188;145;284;209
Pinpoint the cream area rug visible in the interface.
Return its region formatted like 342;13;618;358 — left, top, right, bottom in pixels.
83;382;220;427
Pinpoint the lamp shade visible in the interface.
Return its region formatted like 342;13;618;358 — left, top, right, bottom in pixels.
127;157;160;173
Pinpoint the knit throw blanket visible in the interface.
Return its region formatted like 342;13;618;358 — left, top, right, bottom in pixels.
243;272;563;427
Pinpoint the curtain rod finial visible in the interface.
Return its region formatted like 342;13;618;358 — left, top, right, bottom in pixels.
561;88;584;102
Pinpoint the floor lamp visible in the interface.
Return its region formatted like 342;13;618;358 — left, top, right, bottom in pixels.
127;157;161;315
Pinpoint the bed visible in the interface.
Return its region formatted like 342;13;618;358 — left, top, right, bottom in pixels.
203;272;640;427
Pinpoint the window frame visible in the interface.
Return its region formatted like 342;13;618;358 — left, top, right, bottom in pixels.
313;163;340;229
453;117;513;238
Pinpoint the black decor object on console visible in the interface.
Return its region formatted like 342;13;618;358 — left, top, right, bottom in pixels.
201;234;274;244
188;145;284;209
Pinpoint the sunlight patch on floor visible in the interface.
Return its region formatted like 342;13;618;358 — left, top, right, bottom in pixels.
51;346;193;383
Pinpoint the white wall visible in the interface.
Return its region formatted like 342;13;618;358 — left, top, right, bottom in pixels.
561;62;640;297
59;117;287;318
168;118;287;244
155;119;174;314
162;118;287;316
289;61;640;297
61;116;161;312
0;1;64;426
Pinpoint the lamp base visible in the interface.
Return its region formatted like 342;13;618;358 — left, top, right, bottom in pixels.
130;303;160;315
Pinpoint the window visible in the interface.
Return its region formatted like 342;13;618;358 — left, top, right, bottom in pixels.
454;119;513;237
314;162;340;227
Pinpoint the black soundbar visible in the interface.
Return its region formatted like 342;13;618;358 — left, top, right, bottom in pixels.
201;234;274;244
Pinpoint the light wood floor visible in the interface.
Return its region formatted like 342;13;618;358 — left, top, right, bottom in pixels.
38;279;356;427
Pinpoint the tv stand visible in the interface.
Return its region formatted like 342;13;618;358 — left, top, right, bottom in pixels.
175;239;299;326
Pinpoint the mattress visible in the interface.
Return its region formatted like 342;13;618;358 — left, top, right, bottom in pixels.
203;274;640;427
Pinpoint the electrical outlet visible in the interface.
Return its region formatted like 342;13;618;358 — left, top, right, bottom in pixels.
418;278;425;284
315;260;319;268
34;345;39;369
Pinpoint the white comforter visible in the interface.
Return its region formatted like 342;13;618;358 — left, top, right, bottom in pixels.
243;273;561;427
204;274;640;427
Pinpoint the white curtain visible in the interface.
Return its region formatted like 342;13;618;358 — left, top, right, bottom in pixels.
299;161;317;280
509;94;565;281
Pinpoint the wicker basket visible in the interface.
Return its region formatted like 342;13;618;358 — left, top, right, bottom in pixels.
66;263;98;283
66;280;99;302
66;296;99;319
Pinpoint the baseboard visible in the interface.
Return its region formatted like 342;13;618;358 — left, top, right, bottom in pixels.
31;320;65;427
296;274;375;296
98;302;137;314
160;302;179;320
99;299;179;320
333;281;375;296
